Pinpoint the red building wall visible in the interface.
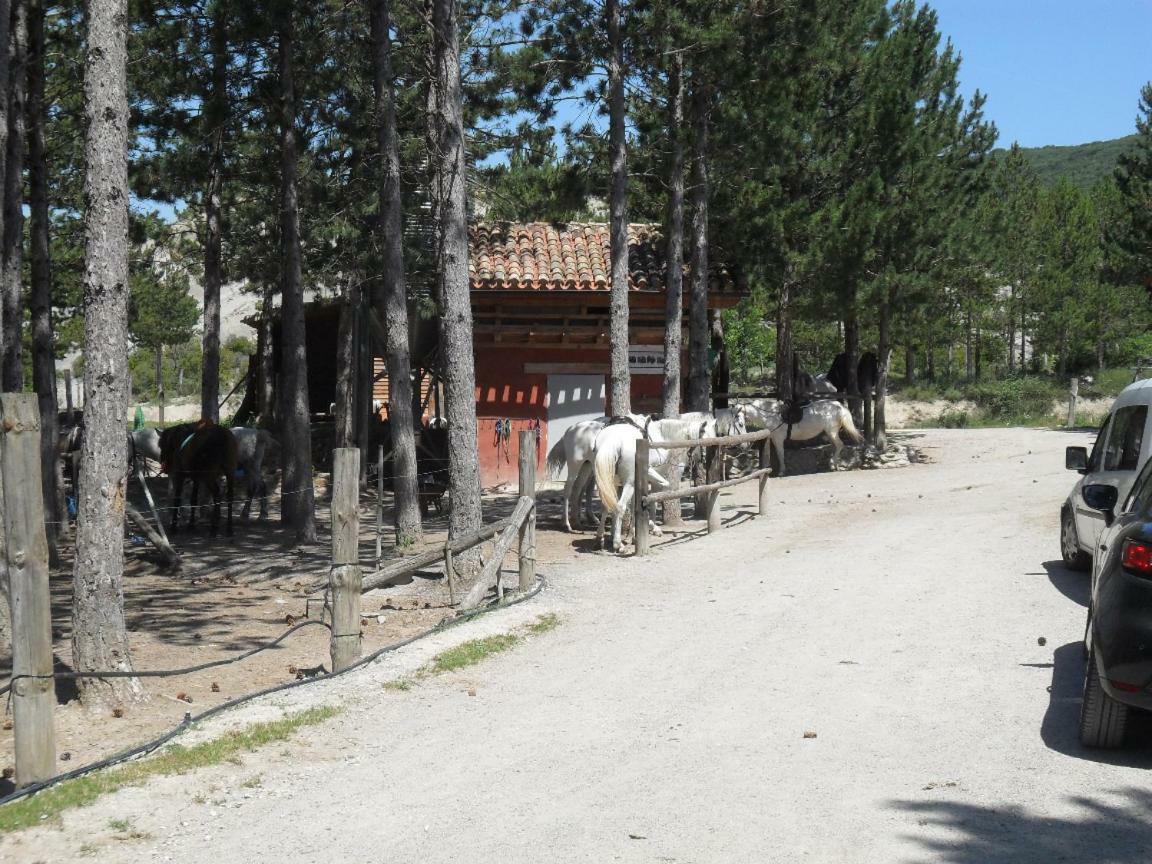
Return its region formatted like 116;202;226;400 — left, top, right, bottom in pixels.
473;346;665;488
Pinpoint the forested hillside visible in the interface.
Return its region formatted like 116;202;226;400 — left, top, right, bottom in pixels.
1013;136;1138;189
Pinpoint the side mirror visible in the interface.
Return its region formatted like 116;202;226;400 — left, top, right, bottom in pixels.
1083;483;1119;526
1066;446;1088;473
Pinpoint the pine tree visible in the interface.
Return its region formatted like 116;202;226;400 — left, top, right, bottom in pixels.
1;0;25;391
73;0;145;709
431;0;482;572
606;0;630;415
1114;83;1152;289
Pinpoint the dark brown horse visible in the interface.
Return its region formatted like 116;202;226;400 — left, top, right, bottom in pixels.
159;421;237;537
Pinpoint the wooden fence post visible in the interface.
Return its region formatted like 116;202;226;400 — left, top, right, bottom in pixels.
1066;377;1079;428
0;394;57;786
758;436;771;516
706;444;722;533
329;447;362;672
634;438;651;556
517;430;537;590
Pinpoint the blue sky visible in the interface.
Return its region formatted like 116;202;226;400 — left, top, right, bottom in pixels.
931;0;1151;147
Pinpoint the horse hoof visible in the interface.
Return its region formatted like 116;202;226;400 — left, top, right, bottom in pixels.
652;526;664;537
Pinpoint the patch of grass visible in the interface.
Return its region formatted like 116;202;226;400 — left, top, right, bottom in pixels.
527;613;561;635
107;817;131;832
240;775;262;789
430;633;521;674
382;679;413;691
0;705;340;836
78;841;100;857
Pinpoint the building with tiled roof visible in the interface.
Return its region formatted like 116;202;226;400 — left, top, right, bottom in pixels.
468;222;737;295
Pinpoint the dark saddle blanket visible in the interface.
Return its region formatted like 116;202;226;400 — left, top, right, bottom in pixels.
782;399;809;427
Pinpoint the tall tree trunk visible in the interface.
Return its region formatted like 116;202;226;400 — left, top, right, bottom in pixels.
709;309;728;407
661;52;684;420
0;0;10;394
431;0;481;571
776;273;794;402
371;0;420;546
155;344;164;425
876;288;893;449
660;52;685;526
1006;283;1016;372
606;0;630;415
73;0;144;709
28;0;61;565
844;307;860;422
904;343;915;385
200;0;228;422
333;284;357;449
686;86;710;413
1018;302;1026;370
1;0;27;392
276;19;316;544
1057;325;1068;380
964;307;973;380
258;280;275;425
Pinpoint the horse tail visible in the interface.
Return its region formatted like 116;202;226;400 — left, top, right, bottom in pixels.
840;406;864;443
593;437;621;513
546;438;566;478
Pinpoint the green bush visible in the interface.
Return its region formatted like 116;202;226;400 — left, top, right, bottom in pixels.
937;409;970;428
964;378;1061;420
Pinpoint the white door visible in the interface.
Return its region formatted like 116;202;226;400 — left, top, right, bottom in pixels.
546;374;606;479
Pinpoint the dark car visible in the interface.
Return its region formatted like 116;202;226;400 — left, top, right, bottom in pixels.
1078;459;1152;748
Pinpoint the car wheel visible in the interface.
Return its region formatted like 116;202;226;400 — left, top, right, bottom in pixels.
1061;509;1091;571
1079;647;1128;749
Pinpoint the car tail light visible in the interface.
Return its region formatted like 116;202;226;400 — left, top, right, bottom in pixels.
1121;540;1152;576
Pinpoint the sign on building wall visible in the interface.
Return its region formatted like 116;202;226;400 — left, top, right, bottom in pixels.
629;344;665;375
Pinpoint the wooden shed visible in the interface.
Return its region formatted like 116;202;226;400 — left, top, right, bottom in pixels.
465;221;744;487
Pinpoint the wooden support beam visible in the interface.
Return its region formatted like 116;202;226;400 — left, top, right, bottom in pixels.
635;438;651;556
644;467;774;504
0;394;57;786
459;495;534;610
329;448;362;672
518;430;537;591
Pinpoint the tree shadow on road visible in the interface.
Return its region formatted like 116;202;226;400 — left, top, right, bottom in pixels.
1042;560;1090;607
891;786;1152;864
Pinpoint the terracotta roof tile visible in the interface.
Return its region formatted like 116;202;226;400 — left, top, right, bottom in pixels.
469;222;737;294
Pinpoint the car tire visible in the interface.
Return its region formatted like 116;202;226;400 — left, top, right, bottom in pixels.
1079;647;1128;749
1061;509;1091;571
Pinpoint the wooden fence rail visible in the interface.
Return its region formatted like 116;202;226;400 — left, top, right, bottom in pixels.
322;431;539;665
635;430;773;557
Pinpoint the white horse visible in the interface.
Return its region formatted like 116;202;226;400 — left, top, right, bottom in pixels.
546;413;649;532
592;417;714;553
739;398;863;475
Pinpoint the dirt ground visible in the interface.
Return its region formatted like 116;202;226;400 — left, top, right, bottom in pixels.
10;423;1149;864
0;454;758;779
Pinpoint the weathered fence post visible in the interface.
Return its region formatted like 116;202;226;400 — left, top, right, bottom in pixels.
1066;377;1079;428
517;430;537;590
329;447;362;672
634;438;651;556
0;394;57;786
758;436;771;516
706;444;722;533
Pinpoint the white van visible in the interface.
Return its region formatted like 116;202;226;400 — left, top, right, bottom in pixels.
1062;378;1152;570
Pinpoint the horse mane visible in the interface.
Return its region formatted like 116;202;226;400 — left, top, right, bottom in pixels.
650;417;709;442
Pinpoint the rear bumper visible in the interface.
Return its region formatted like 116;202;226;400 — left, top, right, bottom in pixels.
1093;572;1152;711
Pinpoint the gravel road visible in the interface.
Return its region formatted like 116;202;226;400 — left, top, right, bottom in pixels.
6;426;1151;864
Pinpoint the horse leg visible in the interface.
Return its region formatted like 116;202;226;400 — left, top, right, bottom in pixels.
561;468;575;532
597;507;609;551
169;475;183;534
772;431;787;477
258;477;269;519
209;478;221;537
189;480;200;531
241;471;254;520
829;431;843;471
615;483;634;553
227;472;234;537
